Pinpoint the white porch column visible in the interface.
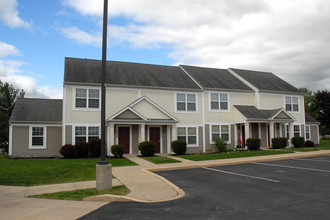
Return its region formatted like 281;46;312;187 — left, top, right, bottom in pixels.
269;121;274;147
109;124;115;149
171;124;177;142
244;122;250;148
140;124;145;142
289;122;294;147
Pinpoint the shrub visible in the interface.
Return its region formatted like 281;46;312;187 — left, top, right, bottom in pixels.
291;136;305;148
171;140;187;155
59;144;75;158
89;139;101;157
138;141;156;157
246;138;261;151
272;137;288;149
214;137;227;152
304;140;315;147
75;142;89;157
111;145;124;158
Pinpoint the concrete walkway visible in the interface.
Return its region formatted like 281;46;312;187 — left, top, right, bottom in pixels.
1;150;330;219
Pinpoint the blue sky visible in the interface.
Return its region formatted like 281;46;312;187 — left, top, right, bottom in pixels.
1;0;330;98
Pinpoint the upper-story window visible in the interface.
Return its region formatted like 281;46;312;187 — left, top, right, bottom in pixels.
75;88;100;109
176;93;196;112
285;96;299;112
210;93;228;110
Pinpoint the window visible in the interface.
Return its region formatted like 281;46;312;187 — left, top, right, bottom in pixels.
75;88;100;109
294;125;300;137
176;93;196;112
211;124;230;142
75;126;99;143
177;127;197;146
305;125;310;140
285;96;299;112
32;127;44;146
210;93;228;110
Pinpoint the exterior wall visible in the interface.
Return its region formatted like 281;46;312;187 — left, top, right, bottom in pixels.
12;125;62;157
251;123;259;138
260;124;267;147
310;125;319;144
186;126;203;154
132;125;139;154
65;125;72;144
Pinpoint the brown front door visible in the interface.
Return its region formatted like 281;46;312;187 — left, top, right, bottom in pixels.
150;127;161;153
118;127;130;154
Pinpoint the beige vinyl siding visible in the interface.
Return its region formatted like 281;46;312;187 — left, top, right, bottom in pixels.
310;125;319;144
260;124;267;148
12;126;62;157
132;125;139;154
186;126;203;154
65;125;72;144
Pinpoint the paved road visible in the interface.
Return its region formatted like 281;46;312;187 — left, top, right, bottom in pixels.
80;155;330;219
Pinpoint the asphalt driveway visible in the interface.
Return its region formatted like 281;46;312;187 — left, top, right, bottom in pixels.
80;155;330;220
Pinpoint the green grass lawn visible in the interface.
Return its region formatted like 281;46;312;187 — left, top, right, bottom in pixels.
0;157;137;186
178;150;294;161
29;185;130;201
142;156;181;164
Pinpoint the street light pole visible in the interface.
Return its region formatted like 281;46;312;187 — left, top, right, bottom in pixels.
99;0;108;165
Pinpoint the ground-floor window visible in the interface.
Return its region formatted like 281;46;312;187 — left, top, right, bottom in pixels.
211;124;230;142
75;126;100;144
294;125;300;137
305;125;310;140
30;126;45;148
177;126;197;146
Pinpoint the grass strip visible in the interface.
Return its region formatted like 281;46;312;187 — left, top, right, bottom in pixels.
142;156;181;164
29;185;130;201
0;157;137;186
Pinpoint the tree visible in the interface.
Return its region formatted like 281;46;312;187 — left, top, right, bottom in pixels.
0;80;25;153
299;88;317;118
314;90;330;135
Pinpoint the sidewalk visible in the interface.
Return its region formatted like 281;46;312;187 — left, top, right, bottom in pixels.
1;150;330;219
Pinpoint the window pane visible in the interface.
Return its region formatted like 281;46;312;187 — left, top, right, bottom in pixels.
285;96;291;104
220;102;228;110
221;125;229;133
32;127;43;136
221;134;229;141
293;104;299;112
212;134;219;142
212;125;219;133
211;102;219;110
187;103;196;111
75;126;86;135
88;99;99;108
89;89;99;98
188;136;196;145
292;97;298;104
177;103;186;111
32;137;43;146
177;127;186;136
305;126;310;132
187;94;195;102
76;98;86;108
177;136;186;142
75;137;86;144
211;93;218;101
188;127;196;135
220;94;228;102
285;104;292;111
88;127;99;136
76;89;87;98
177;94;185;102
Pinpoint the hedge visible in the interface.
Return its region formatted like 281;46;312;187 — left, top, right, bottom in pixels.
171;140;187;155
246;138;261;151
291;136;305;148
111;145;124;158
271;137;288;149
139;141;156;157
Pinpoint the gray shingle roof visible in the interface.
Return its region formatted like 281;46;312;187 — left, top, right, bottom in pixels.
10;98;62;123
234;105;291;121
180;65;253;92
64;57;202;91
230;68;303;95
305;113;319;124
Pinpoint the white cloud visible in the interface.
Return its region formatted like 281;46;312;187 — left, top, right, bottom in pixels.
0;41;21;58
63;0;330;91
59;26;102;47
0;0;31;28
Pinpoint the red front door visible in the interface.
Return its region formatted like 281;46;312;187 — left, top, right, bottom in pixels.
150;127;160;153
118;127;130;154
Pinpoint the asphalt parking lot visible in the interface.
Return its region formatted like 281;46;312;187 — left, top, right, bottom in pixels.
81;155;330;220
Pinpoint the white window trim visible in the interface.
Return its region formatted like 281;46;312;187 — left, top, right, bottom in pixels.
305;125;311;140
293;123;303;137
284;96;300;113
73;125;100;144
175;93;198;113
209;123;231;144
29;125;47;149
209;92;230;112
176;125;199;147
73;87;101;111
